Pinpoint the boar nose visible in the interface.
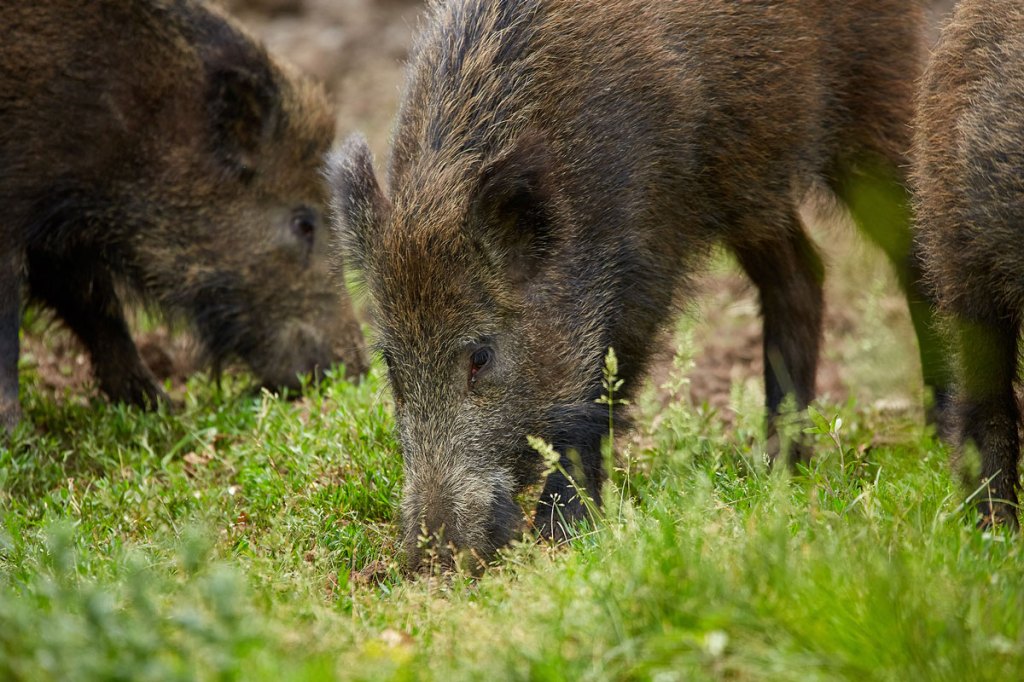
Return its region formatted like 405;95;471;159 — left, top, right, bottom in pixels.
405;505;462;573
255;321;343;391
407;539;455;574
402;478;523;575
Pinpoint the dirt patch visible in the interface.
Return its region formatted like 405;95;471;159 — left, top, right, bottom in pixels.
21;318;194;403
644;263;859;428
20;326;95;404
350;559;393;587
136;328;195;387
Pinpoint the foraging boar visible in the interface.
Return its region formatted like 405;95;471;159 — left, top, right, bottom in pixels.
914;0;1024;528
330;0;949;570
0;0;368;430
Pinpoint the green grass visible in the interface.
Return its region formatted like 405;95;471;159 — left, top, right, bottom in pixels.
3;286;1023;679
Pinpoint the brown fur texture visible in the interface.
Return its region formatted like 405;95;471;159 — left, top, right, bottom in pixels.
331;0;948;570
0;0;368;430
914;0;1024;528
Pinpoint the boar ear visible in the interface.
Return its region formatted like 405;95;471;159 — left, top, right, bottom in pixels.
326;134;388;272
470;131;558;286
206;58;280;182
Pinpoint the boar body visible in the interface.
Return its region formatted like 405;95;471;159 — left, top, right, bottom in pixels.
0;0;368;429
333;0;948;569
914;0;1024;527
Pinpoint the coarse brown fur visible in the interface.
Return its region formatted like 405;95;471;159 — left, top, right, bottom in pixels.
331;0;950;570
914;0;1024;528
0;0;369;430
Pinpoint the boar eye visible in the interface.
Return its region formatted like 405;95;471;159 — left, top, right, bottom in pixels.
290;208;316;246
469;346;494;385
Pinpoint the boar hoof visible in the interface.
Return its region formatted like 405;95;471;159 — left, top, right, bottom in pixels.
534;494;590;543
977;503;1020;533
99;369;171;411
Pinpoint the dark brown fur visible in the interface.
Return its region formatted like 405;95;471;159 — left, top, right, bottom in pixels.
0;0;368;429
914;0;1024;528
331;0;949;570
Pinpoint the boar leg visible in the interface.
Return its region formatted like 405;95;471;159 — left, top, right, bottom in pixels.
954;312;1021;528
533;403;608;541
731;218;824;466
834;164;954;432
901;246;953;430
0;247;23;432
534;449;601;542
27;251;168;409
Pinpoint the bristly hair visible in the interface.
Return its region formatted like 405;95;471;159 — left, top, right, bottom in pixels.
390;0;548;181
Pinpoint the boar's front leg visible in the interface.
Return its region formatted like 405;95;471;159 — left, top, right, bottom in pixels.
0;246;23;432
731;215;825;466
533;402;608;541
27;250;168;409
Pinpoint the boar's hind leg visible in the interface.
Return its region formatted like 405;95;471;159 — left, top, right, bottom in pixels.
731;215;825;466
954;311;1021;529
833;163;954;432
0;247;23;432
27;251;168;410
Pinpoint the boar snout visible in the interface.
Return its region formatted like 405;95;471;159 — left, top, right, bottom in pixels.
402;468;522;574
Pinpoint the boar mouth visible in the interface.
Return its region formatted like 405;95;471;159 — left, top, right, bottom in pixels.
251;329;368;390
185;275;365;392
217;321;357;393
